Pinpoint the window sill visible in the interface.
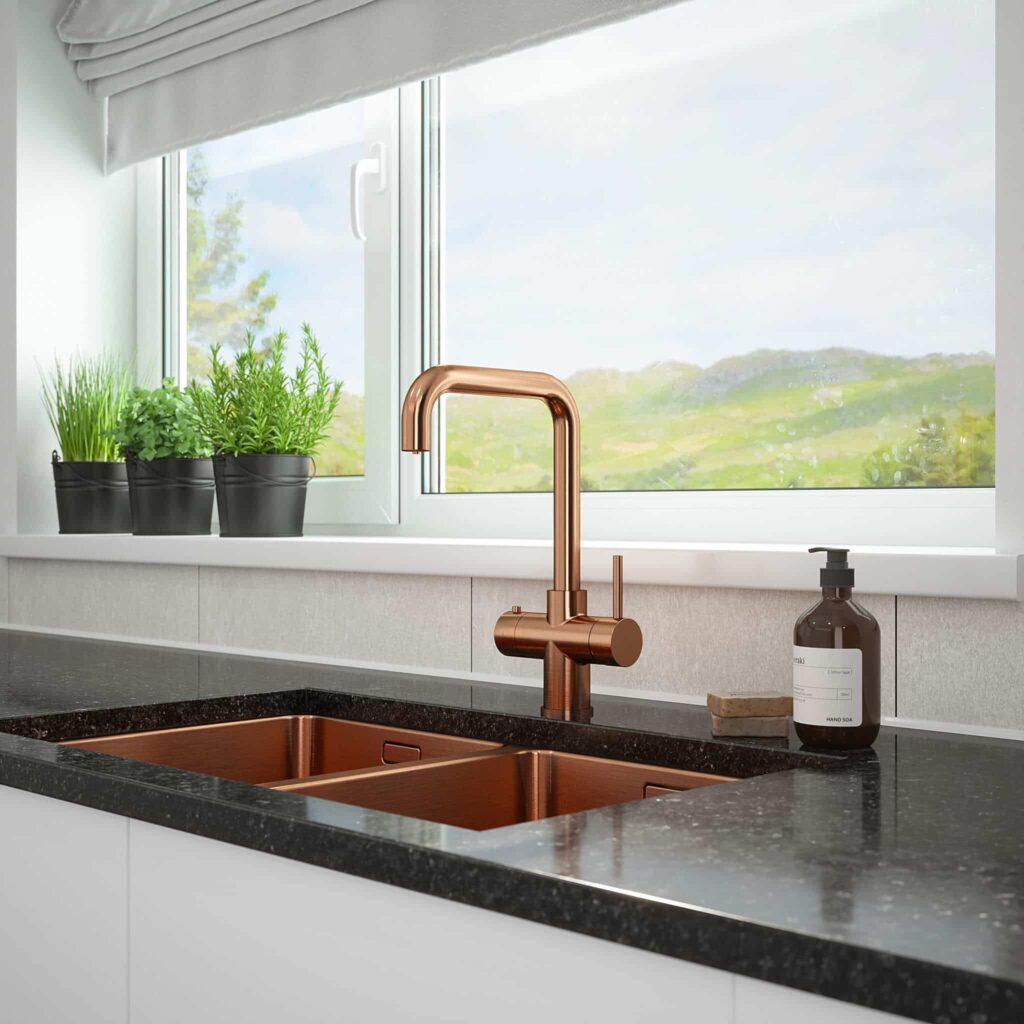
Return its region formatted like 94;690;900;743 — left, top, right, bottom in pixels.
0;534;1018;599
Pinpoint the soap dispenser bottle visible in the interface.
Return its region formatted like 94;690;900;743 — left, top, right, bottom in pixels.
793;547;880;750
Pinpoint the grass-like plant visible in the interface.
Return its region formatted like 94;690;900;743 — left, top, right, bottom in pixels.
42;353;132;462
187;325;341;457
114;380;212;461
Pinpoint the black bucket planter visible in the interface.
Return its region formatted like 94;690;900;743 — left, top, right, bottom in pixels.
51;453;131;534
126;457;215;536
213;453;312;537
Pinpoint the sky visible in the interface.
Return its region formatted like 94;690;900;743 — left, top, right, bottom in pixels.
192;0;995;391
195;106;366;389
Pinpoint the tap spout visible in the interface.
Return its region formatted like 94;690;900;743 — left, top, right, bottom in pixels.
401;364;581;593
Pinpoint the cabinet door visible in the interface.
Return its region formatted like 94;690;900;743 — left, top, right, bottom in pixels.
0;786;128;1023
129;820;733;1024
736;976;912;1023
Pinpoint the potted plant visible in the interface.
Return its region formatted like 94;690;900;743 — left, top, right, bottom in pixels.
114;380;215;536
187;325;341;537
42;354;132;534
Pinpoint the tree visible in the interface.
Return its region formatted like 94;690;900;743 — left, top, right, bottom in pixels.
862;409;995;487
186;150;278;379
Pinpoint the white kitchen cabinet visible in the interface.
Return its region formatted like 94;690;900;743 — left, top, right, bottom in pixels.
0;786;128;1024
128;819;733;1024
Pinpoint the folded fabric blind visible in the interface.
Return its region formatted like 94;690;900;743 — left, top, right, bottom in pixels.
58;0;687;173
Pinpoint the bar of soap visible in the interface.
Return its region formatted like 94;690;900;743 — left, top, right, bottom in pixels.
711;714;790;738
706;691;793;718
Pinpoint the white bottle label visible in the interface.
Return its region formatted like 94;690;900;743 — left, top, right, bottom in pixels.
792;645;862;727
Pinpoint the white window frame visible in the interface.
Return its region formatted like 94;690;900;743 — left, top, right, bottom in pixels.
396;76;1003;551
137;12;1022;556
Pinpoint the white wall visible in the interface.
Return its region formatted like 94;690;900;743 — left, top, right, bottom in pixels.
0;3;17;537
996;0;1024;551
15;0;137;533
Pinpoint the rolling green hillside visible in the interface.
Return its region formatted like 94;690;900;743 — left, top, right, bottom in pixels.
316;348;994;488
438;349;995;492
315;391;365;477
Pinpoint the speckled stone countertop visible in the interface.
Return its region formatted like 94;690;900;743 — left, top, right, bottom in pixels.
0;627;1020;1024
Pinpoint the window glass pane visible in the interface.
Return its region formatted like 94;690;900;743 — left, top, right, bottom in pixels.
185;105;366;476
440;0;995;493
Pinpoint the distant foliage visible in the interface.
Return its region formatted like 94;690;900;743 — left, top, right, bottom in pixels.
186;150;278;377
862;410;995;488
114;381;212;461
42;353;131;462
187;325;342;457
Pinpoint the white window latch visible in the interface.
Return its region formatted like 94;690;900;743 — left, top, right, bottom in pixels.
350;142;387;241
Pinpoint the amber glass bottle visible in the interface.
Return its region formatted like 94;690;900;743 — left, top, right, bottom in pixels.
793;547;880;750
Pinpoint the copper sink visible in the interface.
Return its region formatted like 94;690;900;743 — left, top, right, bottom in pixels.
61;716;499;785
63;715;736;829
272;748;736;831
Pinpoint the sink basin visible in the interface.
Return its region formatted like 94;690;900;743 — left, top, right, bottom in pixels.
63;715;735;828
273;748;736;830
62;716;499;785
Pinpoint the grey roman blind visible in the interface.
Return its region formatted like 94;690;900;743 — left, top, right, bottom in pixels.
58;0;688;173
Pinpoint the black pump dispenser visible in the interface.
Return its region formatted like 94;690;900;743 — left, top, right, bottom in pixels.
809;547;854;588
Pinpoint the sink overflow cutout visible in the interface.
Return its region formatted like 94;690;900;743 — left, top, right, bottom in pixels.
382;741;422;764
643;783;687;799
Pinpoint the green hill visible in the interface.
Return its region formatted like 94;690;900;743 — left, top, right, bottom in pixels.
440;348;995;492
314;348;994;489
315;391;365;477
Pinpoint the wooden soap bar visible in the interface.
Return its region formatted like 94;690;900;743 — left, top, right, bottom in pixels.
711;714;790;738
706;691;792;718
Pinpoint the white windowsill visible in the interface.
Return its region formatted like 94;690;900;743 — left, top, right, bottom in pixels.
0;534;1018;599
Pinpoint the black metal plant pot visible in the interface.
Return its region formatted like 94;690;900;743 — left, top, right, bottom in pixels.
51;453;131;534
213;453;312;537
126;457;215;536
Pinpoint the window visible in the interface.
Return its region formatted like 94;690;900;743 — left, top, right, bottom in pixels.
181;106;368;477
158;0;999;547
436;0;995;495
164;94;400;525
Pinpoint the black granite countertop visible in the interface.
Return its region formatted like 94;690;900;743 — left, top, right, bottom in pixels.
0;627;1020;1023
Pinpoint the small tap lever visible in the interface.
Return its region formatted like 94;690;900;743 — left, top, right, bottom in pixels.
612;555;623;620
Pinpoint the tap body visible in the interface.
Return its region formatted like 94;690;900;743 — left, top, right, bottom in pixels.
401;365;642;720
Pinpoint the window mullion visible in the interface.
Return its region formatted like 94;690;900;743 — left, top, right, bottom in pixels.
422;77;446;495
161;151;188;385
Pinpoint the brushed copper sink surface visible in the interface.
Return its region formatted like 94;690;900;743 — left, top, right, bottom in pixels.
61;716;499;785
272;748;736;831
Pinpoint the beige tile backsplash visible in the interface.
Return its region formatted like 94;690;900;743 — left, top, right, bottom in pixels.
1;558;1011;731
8;559;198;642
198;567;472;672
897;597;1024;730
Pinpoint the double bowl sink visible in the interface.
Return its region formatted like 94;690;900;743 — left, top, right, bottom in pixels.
64;716;736;831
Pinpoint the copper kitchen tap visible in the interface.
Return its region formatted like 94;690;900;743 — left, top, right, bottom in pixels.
401;365;642;720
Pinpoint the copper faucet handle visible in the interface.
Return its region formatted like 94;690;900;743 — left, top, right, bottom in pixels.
612;555;624;619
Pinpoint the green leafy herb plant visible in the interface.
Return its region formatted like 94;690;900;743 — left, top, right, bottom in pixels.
42;353;132;462
187;324;342;457
114;380;213;461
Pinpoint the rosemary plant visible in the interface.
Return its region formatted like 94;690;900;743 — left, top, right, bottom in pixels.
187;325;342;457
